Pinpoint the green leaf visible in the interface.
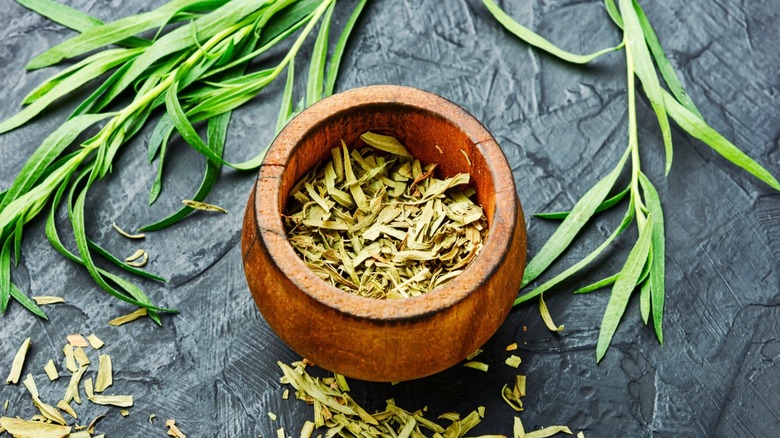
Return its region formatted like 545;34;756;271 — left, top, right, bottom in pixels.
619;0;673;174
45;177;169;324
1;236;11;312
25;0;213;70
482;0;623;64
522;147;630;287
596;214;654;362
535;185;629;220
10;282;48;319
67;177;169;319
662;90;780;191
15;0;151;48
13;218;23;266
639;172;665;343
0;50;137;134
639;274;650;324
515;200;635;305
141;110;229;232
604;0;702;118
277;58;296;134
324;0;365;97
148;128;171;206
574;273;619;294
305;0;333;106
92;0;267;110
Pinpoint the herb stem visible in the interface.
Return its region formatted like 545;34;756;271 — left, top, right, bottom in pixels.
625;34;647;227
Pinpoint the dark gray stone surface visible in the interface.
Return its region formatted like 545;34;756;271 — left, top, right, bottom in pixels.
1;0;778;436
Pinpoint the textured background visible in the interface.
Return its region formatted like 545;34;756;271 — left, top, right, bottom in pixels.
1;0;779;436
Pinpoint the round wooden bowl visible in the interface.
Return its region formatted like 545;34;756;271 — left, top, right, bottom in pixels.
241;85;526;382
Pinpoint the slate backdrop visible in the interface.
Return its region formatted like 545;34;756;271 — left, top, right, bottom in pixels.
1;0;778;436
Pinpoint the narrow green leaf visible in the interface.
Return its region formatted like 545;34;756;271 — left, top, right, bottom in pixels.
67;179;169;317
631;1;701;118
597;214;654;362
639;275;650;324
535;185;630;220
0;50;136;134
482;0;623;64
148;129;171;206
639;172;665;343
93;0;267;110
515;200;635;305
276;58;295;134
258;0;321;47
10;282;48;319
45;178;169;323
603;0;623;28
15;0;150;48
324;0;366;97
522;147;630;287
13;218;23;265
663;90;780;191
574;273;619;294
142;111;229;231
25;0;211;70
619;0;673;174
1;237;11;312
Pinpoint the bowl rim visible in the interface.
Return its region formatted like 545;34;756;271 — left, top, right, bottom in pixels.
251;85;520;321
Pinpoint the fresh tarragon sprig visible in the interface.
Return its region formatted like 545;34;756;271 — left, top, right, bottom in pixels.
0;0;366;321
483;0;780;361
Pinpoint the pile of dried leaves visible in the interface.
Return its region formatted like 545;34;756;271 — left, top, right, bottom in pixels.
284;132;488;299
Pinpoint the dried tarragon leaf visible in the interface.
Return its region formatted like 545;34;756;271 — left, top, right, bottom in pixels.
524;425;573;438
94;355;112;393
67;334;89;348
57;400;77;419
22;373;67;425
505;355;522;368
108;308;148;326
539;295;564;332
467;349;484;361
506;343;518;351
166;419;187;438
89;395;133;407
84;377;95;399
124;249;148;267
64;365;88;404
502;375;527;412
32;296;65;305
112;222;145;240
74;348;90;367
44;360;59;381
87;334;104;350
63;344;78;373
0;416;71;437
283;133;488;299
6;337;31;384
182;199;227;214
463;361;489;372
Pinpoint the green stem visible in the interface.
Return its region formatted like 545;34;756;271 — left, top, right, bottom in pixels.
625;33;647;228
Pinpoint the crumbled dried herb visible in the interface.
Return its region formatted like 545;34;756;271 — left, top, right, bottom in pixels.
283;132;488;299
32;296;65;305
182;199;228;214
505;355;522;368
64;364;88;404
0;416;71;437
88;395;133;408
506;343;518;351
166;419;187;438
6;337;31;384
87;334;105;350
44;359;59;381
63;344;77;373
67;334;89;348
108;308;148;326
539;295;563;332
94;355;113;393
57;400;77;419
112;222;145;240
74;347;91;367
22;373;67;425
463;361;490;372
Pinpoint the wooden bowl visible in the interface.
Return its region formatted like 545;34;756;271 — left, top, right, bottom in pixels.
241;85;526;382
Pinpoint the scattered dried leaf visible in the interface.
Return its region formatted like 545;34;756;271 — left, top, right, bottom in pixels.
86;334;105;350
463;361;489;372
67;335;89;348
6;338;31;385
505;355;522;368
74;348;90;367
0;416;71;437
108;308;148;326
506;343;518;351
112;222;145;239
94;355;112;393
44;359;59;381
166;419;187;437
88;395;133;407
182;199;227;214
539;295;564;332
31;296;65;305
63;344;77;373
56;400;77;419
